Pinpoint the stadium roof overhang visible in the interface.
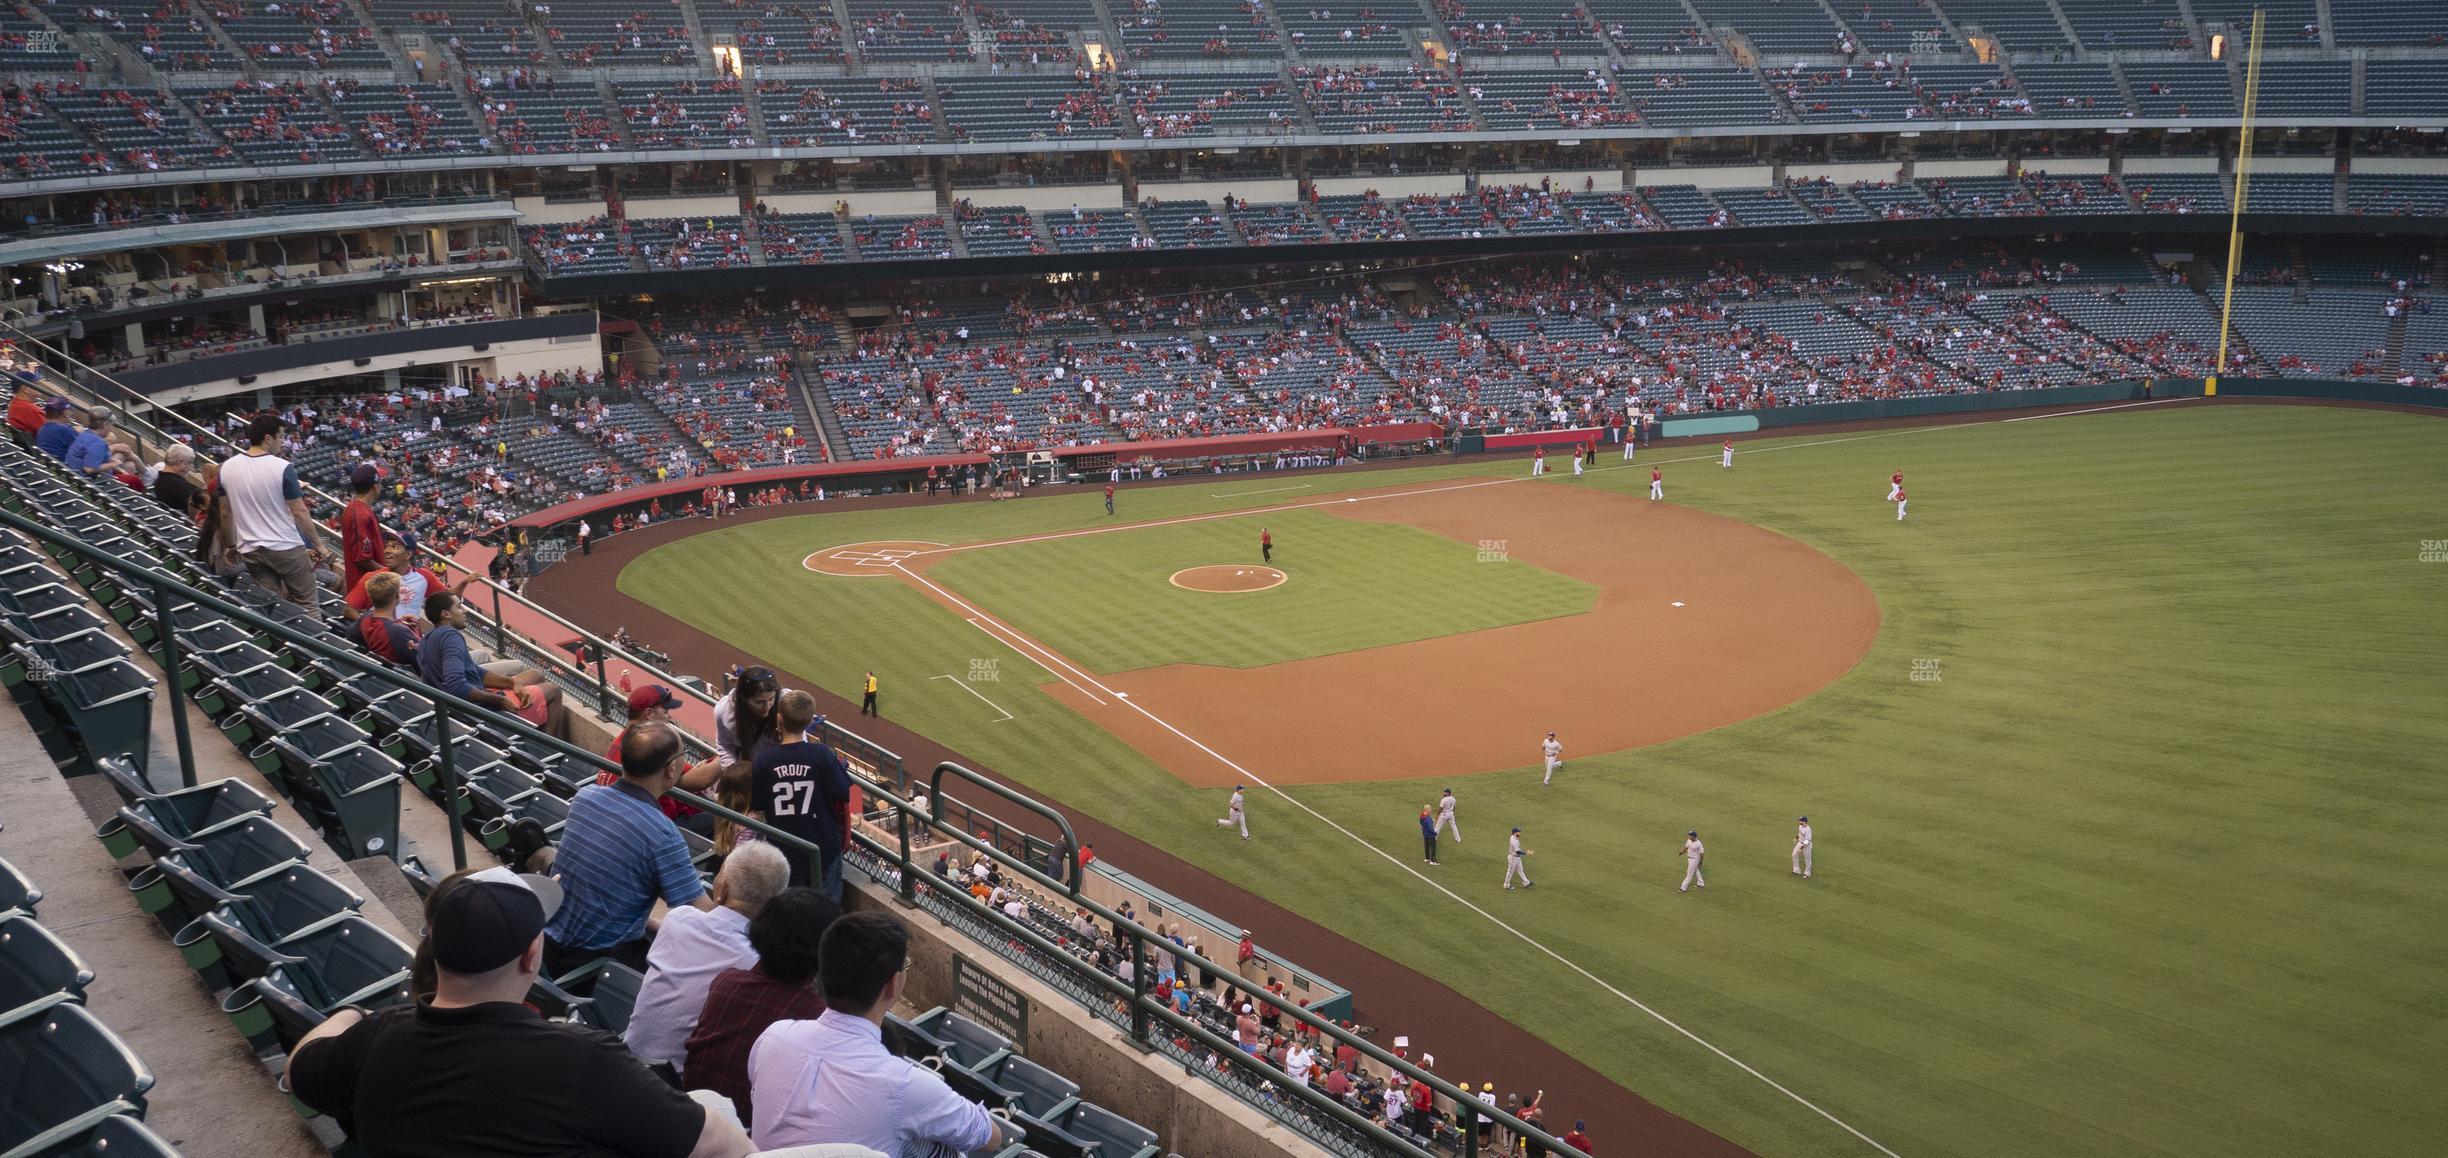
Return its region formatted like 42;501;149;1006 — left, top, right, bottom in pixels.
0;199;521;266
0;116;2433;202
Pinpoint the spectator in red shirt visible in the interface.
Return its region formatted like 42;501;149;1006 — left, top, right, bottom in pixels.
681;886;840;1123
353;572;421;671
1563;1119;1596;1153
5;379;44;447
338;464;385;597
602;683;720;834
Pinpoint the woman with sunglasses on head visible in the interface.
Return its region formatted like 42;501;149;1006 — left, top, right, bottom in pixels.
715;666;787;774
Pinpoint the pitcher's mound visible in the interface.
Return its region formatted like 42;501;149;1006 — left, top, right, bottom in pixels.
1171;565;1287;593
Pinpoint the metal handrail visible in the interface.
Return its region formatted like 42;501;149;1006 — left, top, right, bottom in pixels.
0;482;1578;1158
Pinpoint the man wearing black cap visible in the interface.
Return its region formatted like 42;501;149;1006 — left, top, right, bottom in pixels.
339;463;385;598
285;866;754;1158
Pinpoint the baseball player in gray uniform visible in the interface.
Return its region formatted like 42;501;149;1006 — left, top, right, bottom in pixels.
1436;789;1461;843
1791;817;1812;878
1216;785;1248;839
1504;827;1534;890
1679;830;1706;892
1541;732;1563;786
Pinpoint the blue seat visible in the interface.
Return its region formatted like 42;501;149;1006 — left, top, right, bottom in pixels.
985;1053;1079;1122
1053;1101;1159;1158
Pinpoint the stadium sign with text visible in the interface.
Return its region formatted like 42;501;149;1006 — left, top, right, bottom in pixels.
952;952;1029;1048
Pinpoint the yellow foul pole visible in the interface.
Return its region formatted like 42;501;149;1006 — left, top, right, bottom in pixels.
2210;8;2267;396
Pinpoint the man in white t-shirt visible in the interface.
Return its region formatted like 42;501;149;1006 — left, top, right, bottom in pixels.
577;519;593;555
216;414;329;610
1791;817;1813;878
1680;830;1706;892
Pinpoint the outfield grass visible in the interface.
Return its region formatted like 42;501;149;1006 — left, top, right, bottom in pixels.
924;509;1597;671
621;405;2448;1158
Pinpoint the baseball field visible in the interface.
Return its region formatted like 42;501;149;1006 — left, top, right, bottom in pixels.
603;400;2448;1157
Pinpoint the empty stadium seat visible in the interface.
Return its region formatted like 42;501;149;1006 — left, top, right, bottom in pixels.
0;860;37;919
9;1112;181;1158
557;959;647;1033
0;914;94;1018
0;1001;153;1155
91;755;277;854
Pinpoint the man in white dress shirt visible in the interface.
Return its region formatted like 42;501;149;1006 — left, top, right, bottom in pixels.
624;842;789;1074
747;911;1009;1155
1791;816;1813;878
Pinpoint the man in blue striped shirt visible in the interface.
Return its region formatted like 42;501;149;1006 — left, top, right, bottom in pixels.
544;721;712;975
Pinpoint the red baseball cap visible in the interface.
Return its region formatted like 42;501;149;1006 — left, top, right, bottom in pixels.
626;684;683;715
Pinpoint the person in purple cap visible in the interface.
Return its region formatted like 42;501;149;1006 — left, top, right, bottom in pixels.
339;462;385;597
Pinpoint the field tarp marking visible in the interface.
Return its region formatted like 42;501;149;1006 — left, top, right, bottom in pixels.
894;560;1904;1158
929;673;1015;722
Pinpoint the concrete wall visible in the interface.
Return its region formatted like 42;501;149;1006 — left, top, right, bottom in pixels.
1129;179;1293;207
2024;157;2111;176
1639;163;1774;188
850;885;1323;1157
1789;161;1909;185
625;195;745;221
513;195;610;225
2252;156;2334;175
953;183;1132;212
1310;173;1470;199
2125;156;2222;175
2350;157;2448;176
1912;158;2012;179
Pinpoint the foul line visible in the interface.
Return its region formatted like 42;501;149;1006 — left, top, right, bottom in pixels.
959;617;1104;706
1208;483;1313;499
897;561;1903;1157
928;673;1014;722
913;397;2200;560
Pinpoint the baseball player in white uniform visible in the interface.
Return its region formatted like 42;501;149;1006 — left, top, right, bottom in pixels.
1895;485;1908;521
1721;439;1734;469
1791;816;1813;878
1436;789;1460;843
1504;827;1534;889
1216;785;1248;839
1571;449;1585;477
1648;467;1663;501
1531;447;1547;476
1540;732;1562;786
1886;470;1903;502
1679;830;1706;892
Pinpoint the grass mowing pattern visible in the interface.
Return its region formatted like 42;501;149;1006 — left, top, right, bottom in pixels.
923;509;1598;671
619;406;2448;1158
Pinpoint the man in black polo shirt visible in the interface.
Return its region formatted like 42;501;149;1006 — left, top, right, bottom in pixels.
284;866;754;1158
750;690;853;901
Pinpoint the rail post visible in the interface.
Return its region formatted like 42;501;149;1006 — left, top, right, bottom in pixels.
151;578;197;788
432;698;469;871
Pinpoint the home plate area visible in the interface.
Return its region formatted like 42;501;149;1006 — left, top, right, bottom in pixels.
803;540;945;576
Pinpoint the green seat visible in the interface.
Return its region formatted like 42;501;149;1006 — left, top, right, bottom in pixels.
0;1000;154;1156
0;915;93;1023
